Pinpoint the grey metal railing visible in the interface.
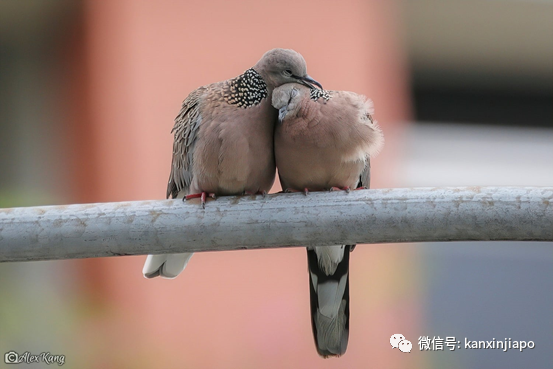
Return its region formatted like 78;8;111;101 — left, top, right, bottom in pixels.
1;187;551;263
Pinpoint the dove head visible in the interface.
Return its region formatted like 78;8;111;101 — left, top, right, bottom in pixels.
254;49;322;90
271;83;306;122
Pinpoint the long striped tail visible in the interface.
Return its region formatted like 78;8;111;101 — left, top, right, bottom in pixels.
307;245;352;357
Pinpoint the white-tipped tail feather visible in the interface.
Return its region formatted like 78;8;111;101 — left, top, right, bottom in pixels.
315;299;348;356
142;253;193;279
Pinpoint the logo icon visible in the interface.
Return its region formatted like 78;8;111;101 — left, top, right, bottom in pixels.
399;339;413;353
390;334;405;349
5;351;19;364
390;334;412;353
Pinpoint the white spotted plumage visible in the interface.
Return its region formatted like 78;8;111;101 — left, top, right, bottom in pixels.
224;68;268;108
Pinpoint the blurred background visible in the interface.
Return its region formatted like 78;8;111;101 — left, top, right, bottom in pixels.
0;0;551;368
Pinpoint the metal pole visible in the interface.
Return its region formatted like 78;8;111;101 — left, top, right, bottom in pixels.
0;187;551;263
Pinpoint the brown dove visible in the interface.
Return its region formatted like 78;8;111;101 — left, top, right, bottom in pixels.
272;83;384;357
143;49;322;279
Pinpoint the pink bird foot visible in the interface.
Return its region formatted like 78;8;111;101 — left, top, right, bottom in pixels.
185;192;216;208
283;188;311;195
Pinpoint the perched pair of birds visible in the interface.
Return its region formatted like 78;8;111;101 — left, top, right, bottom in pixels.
143;49;384;357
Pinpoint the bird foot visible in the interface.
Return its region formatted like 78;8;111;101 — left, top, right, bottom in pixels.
185;192;216;208
354;186;368;191
330;186;351;193
283;188;310;195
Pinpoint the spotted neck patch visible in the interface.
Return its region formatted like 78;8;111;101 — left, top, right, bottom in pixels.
223;68;268;108
310;88;331;102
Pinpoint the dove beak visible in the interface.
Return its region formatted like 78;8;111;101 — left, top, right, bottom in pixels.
295;75;323;90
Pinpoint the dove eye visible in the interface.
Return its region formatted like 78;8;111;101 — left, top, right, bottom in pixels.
283;69;293;77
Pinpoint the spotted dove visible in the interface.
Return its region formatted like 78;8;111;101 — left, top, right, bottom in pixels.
143;49;322;279
272;83;384;357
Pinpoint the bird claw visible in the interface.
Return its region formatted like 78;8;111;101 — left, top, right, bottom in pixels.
201;192;206;208
185;193;202;200
185;192;216;208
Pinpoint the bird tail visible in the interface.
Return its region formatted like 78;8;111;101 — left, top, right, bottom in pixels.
142;253;193;279
307;245;352;357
